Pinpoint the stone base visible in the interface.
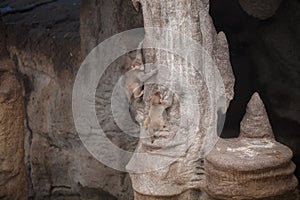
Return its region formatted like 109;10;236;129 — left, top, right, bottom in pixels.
205;138;298;200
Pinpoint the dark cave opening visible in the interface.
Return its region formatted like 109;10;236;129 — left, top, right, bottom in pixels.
210;0;300;185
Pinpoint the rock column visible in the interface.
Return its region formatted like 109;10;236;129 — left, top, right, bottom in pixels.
127;0;234;199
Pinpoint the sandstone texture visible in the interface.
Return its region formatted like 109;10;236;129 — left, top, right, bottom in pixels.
1;0;143;199
0;61;28;200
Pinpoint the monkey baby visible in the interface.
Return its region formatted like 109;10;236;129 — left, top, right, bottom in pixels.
144;91;170;143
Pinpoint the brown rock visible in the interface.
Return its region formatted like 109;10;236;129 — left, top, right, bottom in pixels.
0;71;28;199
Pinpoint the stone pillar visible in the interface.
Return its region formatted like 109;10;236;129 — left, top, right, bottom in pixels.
126;0;235;199
205;93;298;200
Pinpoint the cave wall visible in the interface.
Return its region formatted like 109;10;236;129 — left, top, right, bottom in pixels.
0;17;28;200
1;0;143;199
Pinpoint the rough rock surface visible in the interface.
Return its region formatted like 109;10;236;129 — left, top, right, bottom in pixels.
0;63;28;200
127;0;235;198
239;0;282;20
205;93;298;199
1;0;143;199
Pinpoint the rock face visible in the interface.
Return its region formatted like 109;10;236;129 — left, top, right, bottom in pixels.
205;93;298;199
1;0;143;199
0;60;28;200
127;0;234;198
239;0;282;19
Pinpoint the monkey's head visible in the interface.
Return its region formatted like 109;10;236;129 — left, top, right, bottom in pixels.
150;91;162;105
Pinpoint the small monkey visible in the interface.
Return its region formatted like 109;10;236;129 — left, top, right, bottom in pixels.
144;92;169;143
124;65;157;104
131;57;144;70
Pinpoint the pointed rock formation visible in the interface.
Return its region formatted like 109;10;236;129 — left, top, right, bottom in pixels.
240;92;274;139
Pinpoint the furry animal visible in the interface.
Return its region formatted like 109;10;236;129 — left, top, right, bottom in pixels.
144;92;169;143
124;65;157;103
